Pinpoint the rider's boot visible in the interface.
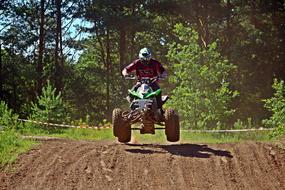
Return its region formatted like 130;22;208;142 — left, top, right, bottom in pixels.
155;93;164;121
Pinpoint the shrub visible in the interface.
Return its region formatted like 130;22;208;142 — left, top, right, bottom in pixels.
263;79;285;128
270;125;285;138
29;81;68;124
233;118;253;129
263;79;285;138
0;101;19;130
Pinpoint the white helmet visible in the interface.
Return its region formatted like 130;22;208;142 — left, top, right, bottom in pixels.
139;48;152;61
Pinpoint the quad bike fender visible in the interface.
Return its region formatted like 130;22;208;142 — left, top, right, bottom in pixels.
162;95;169;105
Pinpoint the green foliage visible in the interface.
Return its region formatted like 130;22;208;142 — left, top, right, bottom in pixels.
221;1;285;123
233;118;253;129
30;81;67;123
262;78;285;138
0;101;19;130
270;125;285;139
263;79;285;128
167;24;238;129
65;46;108;122
55;128;114;141
0;48;36;116
0;129;36;166
263;79;285;137
1;0;285;128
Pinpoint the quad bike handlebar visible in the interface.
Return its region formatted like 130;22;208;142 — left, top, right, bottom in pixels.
124;75;164;84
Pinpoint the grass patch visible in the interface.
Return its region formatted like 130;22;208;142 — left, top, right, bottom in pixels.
19;124;274;144
0;130;37;167
180;130;272;144
53;128;115;140
131;130;272;144
20;124;115;141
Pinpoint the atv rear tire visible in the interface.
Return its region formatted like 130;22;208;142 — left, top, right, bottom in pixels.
112;108;131;143
165;108;180;142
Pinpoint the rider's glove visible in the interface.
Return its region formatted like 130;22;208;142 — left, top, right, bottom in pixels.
122;69;128;77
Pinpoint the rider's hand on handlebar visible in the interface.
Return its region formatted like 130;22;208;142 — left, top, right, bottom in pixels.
122;69;128;77
122;69;136;79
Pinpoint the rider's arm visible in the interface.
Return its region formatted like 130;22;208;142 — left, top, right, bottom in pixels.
122;61;137;76
156;61;167;78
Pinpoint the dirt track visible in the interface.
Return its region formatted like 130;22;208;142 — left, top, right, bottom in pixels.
1;139;285;190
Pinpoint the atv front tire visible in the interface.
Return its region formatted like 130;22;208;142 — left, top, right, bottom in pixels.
165;108;180;142
112;108;122;137
112;108;131;143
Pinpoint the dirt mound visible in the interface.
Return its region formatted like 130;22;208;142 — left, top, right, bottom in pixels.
1;139;285;190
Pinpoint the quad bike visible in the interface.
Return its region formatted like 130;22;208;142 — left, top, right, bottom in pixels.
112;76;180;143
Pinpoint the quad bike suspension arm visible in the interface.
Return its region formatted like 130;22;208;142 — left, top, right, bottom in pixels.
122;110;141;124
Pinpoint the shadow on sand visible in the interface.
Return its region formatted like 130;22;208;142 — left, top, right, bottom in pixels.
125;144;233;158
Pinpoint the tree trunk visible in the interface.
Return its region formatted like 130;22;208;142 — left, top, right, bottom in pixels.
130;32;135;61
196;1;209;49
272;0;285;80
94;22;111;114
0;43;2;100
94;22;106;67
55;0;63;94
59;4;64;84
110;36;114;93
106;28;110;113
37;0;45;96
119;28;126;92
223;0;232;55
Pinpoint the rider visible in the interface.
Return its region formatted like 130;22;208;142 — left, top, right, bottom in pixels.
122;47;167;117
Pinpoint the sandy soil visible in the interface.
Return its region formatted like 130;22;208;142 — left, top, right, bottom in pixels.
0;139;284;190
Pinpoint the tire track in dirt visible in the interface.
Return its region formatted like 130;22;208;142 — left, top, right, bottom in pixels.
0;140;284;190
228;145;250;189
122;144;174;190
210;157;228;189
250;143;280;189
221;147;247;190
262;142;285;189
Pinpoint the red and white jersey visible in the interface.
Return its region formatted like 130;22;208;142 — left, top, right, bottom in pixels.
124;58;166;79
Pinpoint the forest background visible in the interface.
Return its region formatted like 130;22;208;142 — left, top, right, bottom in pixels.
0;0;285;130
